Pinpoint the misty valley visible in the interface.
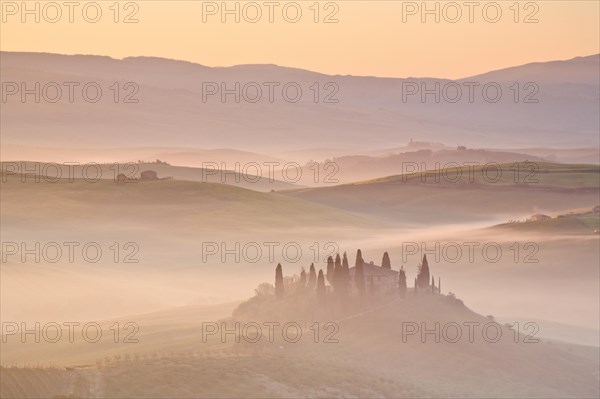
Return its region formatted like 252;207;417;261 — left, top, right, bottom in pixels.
1;3;599;398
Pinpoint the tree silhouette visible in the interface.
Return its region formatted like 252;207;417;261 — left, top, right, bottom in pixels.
414;277;418;296
275;263;284;299
417;254;430;289
334;253;350;297
438;277;441;294
308;263;317;288
431;275;435;293
334;253;342;287
326;256;334;283
300;267;307;286
355;249;364;267
382;251;391;269
398;266;407;298
355;249;365;296
342;252;350;285
317;269;326;302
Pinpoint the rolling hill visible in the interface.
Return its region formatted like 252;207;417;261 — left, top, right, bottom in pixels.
0;172;381;323
1;293;598;398
280;163;600;225
492;211;600;235
0;171;374;231
1;52;598;156
0;161;301;192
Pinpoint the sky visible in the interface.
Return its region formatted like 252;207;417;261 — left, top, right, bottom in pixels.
1;1;599;79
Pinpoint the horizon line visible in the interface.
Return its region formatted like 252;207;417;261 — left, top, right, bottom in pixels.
2;50;599;81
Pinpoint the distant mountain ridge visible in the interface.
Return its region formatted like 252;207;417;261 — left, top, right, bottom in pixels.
1;52;598;154
4;51;597;80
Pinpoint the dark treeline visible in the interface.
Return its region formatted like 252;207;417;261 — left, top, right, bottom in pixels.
274;250;442;302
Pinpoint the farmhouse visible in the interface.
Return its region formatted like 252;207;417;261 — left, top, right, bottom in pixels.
350;261;398;292
140;170;159;181
527;214;551;222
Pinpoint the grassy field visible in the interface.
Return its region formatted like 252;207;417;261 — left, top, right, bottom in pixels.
0;172;382;332
0;161;302;192
2;293;598;398
281;163;600;225
0;171;378;232
1;352;433;399
493;212;600;234
362;162;600;189
0;366;87;399
1;162;598;398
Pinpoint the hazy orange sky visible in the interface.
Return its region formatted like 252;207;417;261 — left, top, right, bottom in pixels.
1;1;599;78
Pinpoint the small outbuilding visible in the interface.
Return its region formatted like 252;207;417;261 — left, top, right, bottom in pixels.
116;173;128;183
140;170;158;181
527;214;551;222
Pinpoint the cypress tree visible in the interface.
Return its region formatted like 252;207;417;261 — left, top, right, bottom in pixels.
417;254;430;288
382;251;391;269
334;253;342;287
414;277;418;296
326;256;334;283
431;275;435;293
300;267;307;286
438;277;441;294
398;266;407;298
355;249;364;267
308;263;317;288
275;263;284;300
316;269;326;302
334;253;348;297
355;249;365;296
342;252;350;287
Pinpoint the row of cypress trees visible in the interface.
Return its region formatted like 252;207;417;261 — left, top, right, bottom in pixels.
275;251;439;300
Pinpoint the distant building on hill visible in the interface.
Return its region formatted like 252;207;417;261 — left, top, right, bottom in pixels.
527;214;551;222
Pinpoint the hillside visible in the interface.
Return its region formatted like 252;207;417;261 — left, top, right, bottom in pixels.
361;162;600;188
0;161;301;192
281;163;600;225
492;210;600;235
3;163;598;326
1;52;598;155
0;172;372;232
286;148;554;185
2;293;598;398
0;172;381;323
491;147;600;165
230;292;600;398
